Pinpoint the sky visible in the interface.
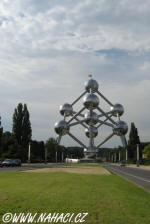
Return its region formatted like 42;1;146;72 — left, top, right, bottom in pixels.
0;0;150;148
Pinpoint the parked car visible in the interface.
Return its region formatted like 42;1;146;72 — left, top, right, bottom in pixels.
2;159;14;167
0;161;3;167
12;159;21;167
2;159;22;167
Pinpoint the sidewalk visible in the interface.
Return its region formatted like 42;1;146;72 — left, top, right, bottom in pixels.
127;164;150;170
110;162;150;170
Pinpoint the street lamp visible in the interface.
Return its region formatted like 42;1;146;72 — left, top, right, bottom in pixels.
137;144;140;167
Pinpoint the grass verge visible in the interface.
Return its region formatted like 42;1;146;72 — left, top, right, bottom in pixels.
0;166;150;224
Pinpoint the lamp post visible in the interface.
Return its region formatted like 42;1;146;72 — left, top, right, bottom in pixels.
45;147;47;164
56;146;58;163
125;148;128;164
137;144;140;167
119;150;121;162
62;150;64;163
28;142;31;163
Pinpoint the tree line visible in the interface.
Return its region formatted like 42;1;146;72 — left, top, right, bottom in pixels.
0;103;84;162
0;102;149;163
98;122;150;164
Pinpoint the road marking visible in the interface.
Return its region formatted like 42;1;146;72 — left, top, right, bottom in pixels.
106;166;150;183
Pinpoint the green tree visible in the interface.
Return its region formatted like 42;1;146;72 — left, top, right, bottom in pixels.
143;144;150;159
12;103;32;148
30;140;45;162
128;122;140;160
22;104;32;147
0;117;3;155
45;138;58;162
45;138;67;162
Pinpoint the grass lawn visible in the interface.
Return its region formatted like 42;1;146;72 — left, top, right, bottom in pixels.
0;164;150;224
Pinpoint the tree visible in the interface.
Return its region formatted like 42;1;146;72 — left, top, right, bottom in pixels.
30;140;45;162
128;122;140;145
12;103;32;148
45;138;58;162
143;144;150;160
128;122;140;160
22;104;32;147
45;138;67;162
0;117;3;155
66;147;84;159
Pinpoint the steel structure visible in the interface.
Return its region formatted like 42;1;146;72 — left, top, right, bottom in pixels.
54;76;128;158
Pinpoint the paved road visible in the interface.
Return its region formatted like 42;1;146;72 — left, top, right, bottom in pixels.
103;163;150;193
0;163;65;172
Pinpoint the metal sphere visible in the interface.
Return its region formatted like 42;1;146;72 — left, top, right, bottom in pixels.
85;79;99;93
111;103;124;117
83;93;99;110
54;120;70;136
84;111;98;125
60;103;73;116
85;126;98;138
113;121;128;136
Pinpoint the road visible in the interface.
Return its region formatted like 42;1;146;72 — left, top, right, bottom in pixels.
0;163;64;172
103;163;150;193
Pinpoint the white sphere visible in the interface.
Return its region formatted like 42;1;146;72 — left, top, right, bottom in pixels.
113;121;128;136
84;111;98;125
83;93;99;110
85;126;98;138
111;104;124;117
60;103;73;116
55;120;70;136
85;79;99;93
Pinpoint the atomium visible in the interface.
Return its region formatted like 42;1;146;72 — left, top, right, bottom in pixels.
83;93;99;110
85;126;98;138
84;111;98;125
54;75;128;158
55;120;70;136
85;78;99;93
60;103;73;116
111;103;124;117
113;121;128;136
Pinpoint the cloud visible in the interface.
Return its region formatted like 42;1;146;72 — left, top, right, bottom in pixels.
0;0;149;147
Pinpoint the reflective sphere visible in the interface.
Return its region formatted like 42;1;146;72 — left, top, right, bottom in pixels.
84;111;98;125
83;93;99;110
111;103;124;117
55;120;70;136
85;126;98;138
85;79;99;93
60;103;73;116
113;121;128;136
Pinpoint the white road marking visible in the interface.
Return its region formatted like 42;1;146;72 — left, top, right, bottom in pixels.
107;166;150;183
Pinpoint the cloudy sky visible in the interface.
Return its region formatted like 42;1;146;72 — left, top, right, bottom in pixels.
0;0;150;148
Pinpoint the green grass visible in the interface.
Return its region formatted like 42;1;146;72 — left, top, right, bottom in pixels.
0;170;150;224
